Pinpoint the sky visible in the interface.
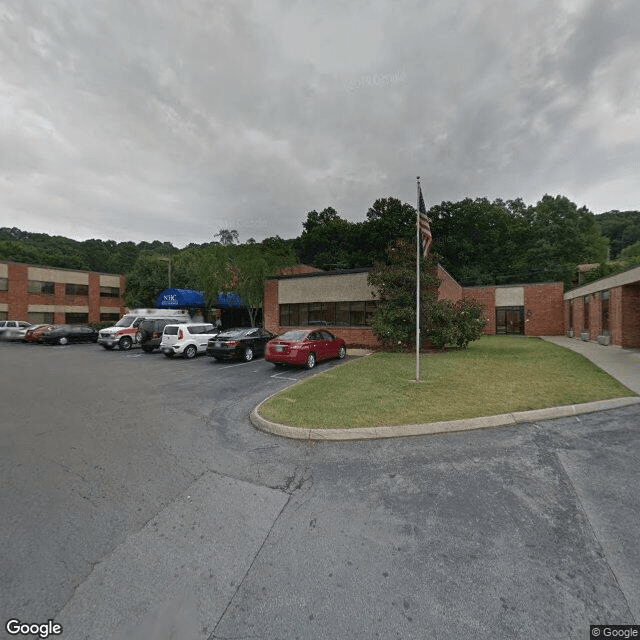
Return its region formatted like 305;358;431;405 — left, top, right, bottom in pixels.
1;0;639;247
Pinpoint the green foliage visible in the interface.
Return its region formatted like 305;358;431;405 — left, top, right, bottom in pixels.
595;210;640;258
423;299;486;349
579;252;640;287
430;195;607;287
368;240;486;351
620;241;640;260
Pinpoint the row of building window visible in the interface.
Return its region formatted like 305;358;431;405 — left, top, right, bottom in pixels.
1;311;123;324
1;280;122;297
280;301;378;327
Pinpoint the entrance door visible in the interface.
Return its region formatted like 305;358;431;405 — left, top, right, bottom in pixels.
496;306;524;335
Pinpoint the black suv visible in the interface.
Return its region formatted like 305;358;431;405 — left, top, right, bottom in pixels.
138;317;188;353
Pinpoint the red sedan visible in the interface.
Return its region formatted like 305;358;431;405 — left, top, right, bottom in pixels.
22;324;55;343
265;329;346;369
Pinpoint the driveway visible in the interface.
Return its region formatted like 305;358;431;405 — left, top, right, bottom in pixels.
1;341;638;639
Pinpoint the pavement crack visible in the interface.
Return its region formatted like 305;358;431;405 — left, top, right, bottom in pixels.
553;450;637;622
209;493;292;640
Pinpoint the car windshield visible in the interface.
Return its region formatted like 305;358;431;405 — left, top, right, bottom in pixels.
115;316;135;327
277;330;308;341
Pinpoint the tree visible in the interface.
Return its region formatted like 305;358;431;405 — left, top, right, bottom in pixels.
215;229;239;246
595;210;640;258
368;239;485;351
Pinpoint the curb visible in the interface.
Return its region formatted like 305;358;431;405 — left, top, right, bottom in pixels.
250;396;640;441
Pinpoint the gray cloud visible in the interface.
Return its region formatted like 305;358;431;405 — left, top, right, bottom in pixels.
0;0;638;247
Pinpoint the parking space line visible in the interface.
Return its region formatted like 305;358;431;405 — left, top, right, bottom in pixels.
220;360;256;369
270;372;302;381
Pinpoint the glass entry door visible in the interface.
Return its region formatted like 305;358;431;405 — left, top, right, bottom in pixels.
496;306;524;335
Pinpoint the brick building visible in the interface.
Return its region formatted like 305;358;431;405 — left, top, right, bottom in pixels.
564;265;640;348
264;264;565;348
0;261;126;325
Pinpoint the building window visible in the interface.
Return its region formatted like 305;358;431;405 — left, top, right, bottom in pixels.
0;311;7;321
280;301;377;327
28;312;55;324
65;283;89;296
0;277;7;291
100;312;120;322
28;280;55;295
100;286;120;298
65;312;89;324
601;290;610;335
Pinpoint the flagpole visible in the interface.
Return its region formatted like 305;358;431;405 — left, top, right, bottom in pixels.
416;177;421;382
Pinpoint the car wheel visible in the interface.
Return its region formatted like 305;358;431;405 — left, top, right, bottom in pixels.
338;345;346;359
243;346;254;362
141;345;155;353
118;336;133;351
305;352;316;369
184;344;197;359
58;337;68;345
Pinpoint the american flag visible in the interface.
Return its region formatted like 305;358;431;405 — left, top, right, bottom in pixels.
418;182;432;259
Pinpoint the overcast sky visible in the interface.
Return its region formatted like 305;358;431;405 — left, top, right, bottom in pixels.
1;0;639;247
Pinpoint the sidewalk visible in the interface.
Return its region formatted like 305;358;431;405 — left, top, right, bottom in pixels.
251;337;640;440
541;335;640;395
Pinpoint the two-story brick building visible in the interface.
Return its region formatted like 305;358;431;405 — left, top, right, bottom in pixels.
0;261;126;325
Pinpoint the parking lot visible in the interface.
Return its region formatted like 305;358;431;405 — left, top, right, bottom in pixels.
1;340;639;639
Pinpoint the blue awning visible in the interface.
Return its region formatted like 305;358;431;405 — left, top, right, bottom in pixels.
155;288;205;309
217;292;243;308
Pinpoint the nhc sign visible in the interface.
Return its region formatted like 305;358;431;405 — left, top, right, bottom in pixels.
155;288;206;309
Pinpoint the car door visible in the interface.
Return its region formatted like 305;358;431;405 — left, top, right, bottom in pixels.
197;325;216;352
306;331;323;360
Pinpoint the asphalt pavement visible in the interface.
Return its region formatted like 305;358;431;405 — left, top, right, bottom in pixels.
1;340;639;640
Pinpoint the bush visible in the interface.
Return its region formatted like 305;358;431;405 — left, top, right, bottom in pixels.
423;299;486;349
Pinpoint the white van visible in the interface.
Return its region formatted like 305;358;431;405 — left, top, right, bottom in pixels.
160;323;219;359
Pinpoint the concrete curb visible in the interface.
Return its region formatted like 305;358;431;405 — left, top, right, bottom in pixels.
250;396;640;441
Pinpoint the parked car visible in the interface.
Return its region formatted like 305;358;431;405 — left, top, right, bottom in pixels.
138;316;189;353
160;323;219;359
0;320;31;341
265;329;346;369
22;324;55;343
206;327;275;362
40;325;99;345
97;311;188;351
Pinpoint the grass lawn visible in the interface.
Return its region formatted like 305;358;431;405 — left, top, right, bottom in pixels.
259;336;635;428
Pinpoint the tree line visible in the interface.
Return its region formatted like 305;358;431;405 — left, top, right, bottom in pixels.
1;198;639;309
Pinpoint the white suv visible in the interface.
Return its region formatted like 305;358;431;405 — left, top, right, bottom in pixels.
160;323;218;359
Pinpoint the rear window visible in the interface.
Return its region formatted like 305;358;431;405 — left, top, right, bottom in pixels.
277;330;307;341
164;325;179;335
218;328;250;339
